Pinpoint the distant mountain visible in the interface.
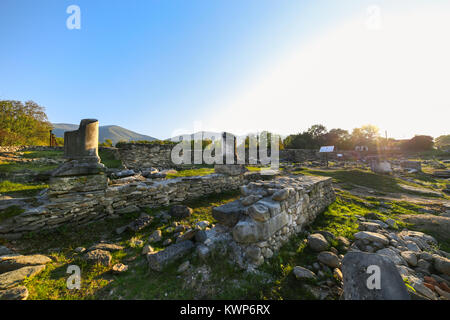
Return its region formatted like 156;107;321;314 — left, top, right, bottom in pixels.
52;123;157;145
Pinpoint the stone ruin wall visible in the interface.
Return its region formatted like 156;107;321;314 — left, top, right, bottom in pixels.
0;172;262;239
199;175;335;270
116;143;174;170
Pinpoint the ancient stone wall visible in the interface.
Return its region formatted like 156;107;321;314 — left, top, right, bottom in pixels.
0;172;261;238
116;143;174;170
201;175;335;270
279;149;321;162
0;146;63;153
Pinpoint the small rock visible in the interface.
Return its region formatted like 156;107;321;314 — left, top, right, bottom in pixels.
84;249;112;267
169;205;193;219
433;255;450;276
112;263;128;274
401;251;418;267
148;230;162;243
74;247;86;254
177;261;190;273
307;234;329;252
293;266;317;280
0;285;28;300
317;251;340;268
142;245;154;255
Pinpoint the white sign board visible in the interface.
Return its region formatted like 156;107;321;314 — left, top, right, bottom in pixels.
319;146;335;153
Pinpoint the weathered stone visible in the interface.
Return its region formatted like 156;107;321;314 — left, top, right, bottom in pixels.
354;231;389;246
317;251;340;268
433;255;450;276
248;203;270;222
169;205;192;219
307;233;329;252
49;174;108;194
212;200;245;227
112;263;128;274
0;246;13;256
194;230;208;243
240;195;261;206
0;285;29;300
84;249;112;266
376;248;406;266
293;266;317;280
342;252;410;300
63;119;100;160
177;229;197;242
87;243;124;252
0;254;52;273
142;245;154;255
214;164;246;176
177;261;190;273
148;230;162;243
232;220;259;243
401;251;418;267
147;240;194;271
0;265;46;289
272;189;289;201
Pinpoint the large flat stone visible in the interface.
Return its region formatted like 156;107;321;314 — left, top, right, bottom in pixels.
342;252;410;300
147;240;194;271
0;254;52;273
0;265;46;289
48;174;108;195
212;200;246;227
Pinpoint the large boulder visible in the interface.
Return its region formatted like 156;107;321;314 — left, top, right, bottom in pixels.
147;240;194;271
0;265;46;290
307;234;329;252
342;252;410;300
0;285;29;300
317;251;340;268
212;200;245;227
84;249;112;267
433;255;450;276
169;205;193;219
0;254;52;273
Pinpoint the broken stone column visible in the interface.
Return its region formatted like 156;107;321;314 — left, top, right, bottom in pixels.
214;132;246;175
49;119;107;196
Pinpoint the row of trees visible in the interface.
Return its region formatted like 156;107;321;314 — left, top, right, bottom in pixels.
283;124;435;152
0;100;51;146
0;100;443;153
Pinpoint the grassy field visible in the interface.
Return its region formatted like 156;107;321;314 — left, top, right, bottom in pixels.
295;168;447;198
9;184;432;300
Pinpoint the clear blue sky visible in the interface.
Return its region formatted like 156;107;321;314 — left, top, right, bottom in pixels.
1;0;449;139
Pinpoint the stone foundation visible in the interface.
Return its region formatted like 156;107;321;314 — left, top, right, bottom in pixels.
199;175;335;270
0;172;261;238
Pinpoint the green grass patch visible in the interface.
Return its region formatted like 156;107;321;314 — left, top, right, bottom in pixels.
0;180;48;197
21;150;63;159
166;168;215;179
0;205;25;223
98;150;122;169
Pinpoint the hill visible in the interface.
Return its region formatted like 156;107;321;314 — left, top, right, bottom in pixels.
52;123;157;145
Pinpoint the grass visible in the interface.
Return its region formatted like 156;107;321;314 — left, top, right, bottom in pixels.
0;161;58;173
21;150;63;159
298;168;446;198
0;205;25;223
166;168;215;179
0;180;48;197
98;150;122;169
17;187;416;300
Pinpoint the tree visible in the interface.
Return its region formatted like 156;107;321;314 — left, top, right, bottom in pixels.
99;139;113;147
401;135;434;152
435;135;450;150
0;100;51;146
